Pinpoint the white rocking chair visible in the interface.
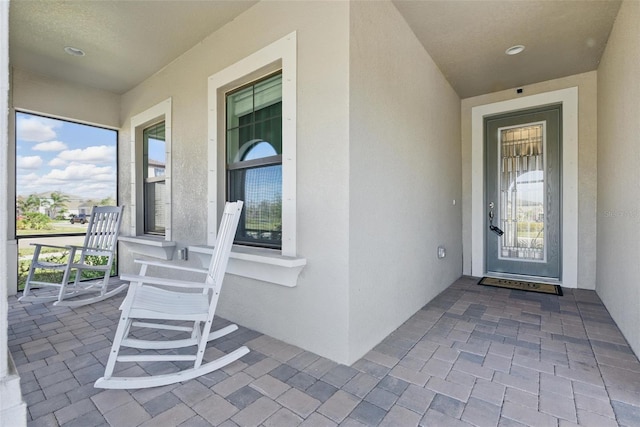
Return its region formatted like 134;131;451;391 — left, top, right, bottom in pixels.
94;201;247;389
19;205;126;307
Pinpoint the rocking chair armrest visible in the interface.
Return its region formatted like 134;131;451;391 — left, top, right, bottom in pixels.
134;259;208;274
68;245;113;253
121;273;211;289
29;242;70;251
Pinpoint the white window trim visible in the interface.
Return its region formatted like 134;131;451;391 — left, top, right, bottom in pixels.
189;245;306;288
122;98;175;259
207;32;305;286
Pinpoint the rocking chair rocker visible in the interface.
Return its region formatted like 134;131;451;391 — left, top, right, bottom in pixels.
95;201;247;389
19;205;126;307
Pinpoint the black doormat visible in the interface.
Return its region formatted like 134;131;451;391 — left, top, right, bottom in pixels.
478;276;563;296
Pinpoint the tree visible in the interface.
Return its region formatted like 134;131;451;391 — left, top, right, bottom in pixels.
17;194;41;214
99;196;116;206
48;191;70;219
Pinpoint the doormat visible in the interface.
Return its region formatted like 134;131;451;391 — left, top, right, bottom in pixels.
478;277;563;296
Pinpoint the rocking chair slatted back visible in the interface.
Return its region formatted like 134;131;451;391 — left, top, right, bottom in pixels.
94;201;246;389
207;201;243;290
83;206;123;254
197;201;243;366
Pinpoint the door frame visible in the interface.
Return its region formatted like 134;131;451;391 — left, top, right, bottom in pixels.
471;87;578;287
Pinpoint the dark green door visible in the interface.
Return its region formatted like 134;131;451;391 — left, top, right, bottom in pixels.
485;105;561;279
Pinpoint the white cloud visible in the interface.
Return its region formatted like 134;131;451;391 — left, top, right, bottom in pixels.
57;145;116;164
33;140;68;152
19;164;116;199
16;173;43;195
82;182;118;199
44;163;114;182
17;155;43;169
48;158;68;167
17;168;117;200
17;172;40;184
17;116;59;142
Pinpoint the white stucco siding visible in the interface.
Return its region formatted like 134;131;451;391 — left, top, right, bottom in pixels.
347;1;462;363
119;1;352;363
11;68;120;128
596;0;640;357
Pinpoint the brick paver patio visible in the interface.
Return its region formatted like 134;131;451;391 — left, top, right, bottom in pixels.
8;276;640;426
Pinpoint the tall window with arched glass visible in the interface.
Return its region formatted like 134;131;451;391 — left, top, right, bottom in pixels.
226;72;282;248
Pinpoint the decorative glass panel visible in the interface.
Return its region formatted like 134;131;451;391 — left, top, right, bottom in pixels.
499;123;545;261
228;164;282;248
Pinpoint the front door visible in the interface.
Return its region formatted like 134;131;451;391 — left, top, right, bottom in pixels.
485;105;561;279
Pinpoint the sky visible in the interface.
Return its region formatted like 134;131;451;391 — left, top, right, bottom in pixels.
16;112;117;201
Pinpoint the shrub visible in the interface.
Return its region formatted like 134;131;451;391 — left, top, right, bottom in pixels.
23;212;52;230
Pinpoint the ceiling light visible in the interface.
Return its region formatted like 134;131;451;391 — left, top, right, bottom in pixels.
64;46;86;57
505;45;525;56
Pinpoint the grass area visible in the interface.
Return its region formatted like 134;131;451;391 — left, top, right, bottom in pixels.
17;221;87;236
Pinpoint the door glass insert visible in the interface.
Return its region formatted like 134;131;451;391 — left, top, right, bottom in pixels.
498;122;545;262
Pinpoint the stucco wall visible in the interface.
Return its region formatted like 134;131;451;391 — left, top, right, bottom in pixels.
11;68;120;128
461;71;598;289
348;1;462;362
119;1;352;362
596;0;640;356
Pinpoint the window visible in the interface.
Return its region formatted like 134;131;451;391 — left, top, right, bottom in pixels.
208;32;297;257
130;98;172;240
143;121;166;235
15;112;118;229
226;72;282;248
14;111;118;289
207;32;305;286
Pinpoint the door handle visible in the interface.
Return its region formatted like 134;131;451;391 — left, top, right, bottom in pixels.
490;224;504;236
488;202;504;236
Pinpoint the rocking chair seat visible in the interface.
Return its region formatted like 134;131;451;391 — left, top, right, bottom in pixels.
121;282;210;321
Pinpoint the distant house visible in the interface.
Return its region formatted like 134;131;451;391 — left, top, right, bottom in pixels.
147;158;165;178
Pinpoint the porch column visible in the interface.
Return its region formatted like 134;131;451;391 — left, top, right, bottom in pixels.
0;0;27;424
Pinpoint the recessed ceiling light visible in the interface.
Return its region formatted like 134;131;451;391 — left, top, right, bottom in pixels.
505;45;525;56
64;46;86;57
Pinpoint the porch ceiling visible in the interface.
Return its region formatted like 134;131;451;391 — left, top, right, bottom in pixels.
393;0;622;98
8;0;258;94
9;0;622;98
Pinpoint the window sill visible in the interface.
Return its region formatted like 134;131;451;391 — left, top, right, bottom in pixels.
189;245;306;287
119;236;176;260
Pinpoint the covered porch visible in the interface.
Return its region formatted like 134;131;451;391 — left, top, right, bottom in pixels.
3;0;640;424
